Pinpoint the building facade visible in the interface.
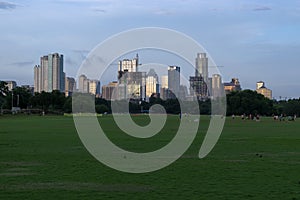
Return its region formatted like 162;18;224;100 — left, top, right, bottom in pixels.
189;53;210;100
189;76;208;100
224;78;241;94
168;66;180;99
256;81;272;99
89;80;101;97
34;53;65;93
160;75;168;100
211;74;223;98
78;74;89;93
118;54;139;80
102;81;118;100
146;69;159;98
195;53;208;83
65;77;76;97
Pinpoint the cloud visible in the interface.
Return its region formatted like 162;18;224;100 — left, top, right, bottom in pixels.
252;6;271;11
154;9;174;15
0;1;18;10
91;7;107;13
8;61;34;67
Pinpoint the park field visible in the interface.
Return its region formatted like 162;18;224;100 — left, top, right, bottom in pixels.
0;115;300;199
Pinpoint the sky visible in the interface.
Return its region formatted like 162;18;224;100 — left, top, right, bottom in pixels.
0;0;300;99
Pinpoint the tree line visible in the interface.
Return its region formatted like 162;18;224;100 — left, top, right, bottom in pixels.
0;81;299;116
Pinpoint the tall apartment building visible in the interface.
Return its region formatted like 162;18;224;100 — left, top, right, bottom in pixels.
65;77;76;97
211;74;223;98
89;80;101;96
146;69;159;97
102;81;118;100
190;53;209;100
118;54;139;80
168;66;180;99
78;74;89;93
160;75;168;100
34;53;65;93
117;54;146;100
195;53;208;83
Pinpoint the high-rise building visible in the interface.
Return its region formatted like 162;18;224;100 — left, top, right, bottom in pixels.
34;53;65;93
168;66;180;99
65;77;76;97
189;76;208;99
195;53;208;83
256;81;272;99
118;54;139;80
78;74;89;93
34;65;41;93
190;53;210;100
161;75;168;89
89;80;101;97
146;69;159;97
211;74;223;98
117;54;146;100
118;71;146;100
160;75;168;100
102;81;118;100
224;78;241;94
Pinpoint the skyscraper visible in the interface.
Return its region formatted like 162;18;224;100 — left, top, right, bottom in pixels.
34;65;41;93
117;54;146;100
34;53;65;93
146;69;159;97
102;81;118;100
168;66;180;99
89;79;101;97
78;74;89;93
65;77;76;97
160;75;168;100
211;74;223;98
189;76;208;99
195;53;208;83
118;54;139;79
190;53;209;100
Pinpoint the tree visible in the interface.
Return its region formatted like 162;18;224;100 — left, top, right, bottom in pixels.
226;90;274;116
0;81;9;113
95;104;109;114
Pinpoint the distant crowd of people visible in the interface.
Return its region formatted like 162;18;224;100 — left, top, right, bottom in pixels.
231;113;297;122
273;114;297;121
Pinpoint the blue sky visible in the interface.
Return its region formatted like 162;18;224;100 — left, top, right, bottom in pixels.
0;0;299;99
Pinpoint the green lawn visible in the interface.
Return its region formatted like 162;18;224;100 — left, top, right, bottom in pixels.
0;115;300;199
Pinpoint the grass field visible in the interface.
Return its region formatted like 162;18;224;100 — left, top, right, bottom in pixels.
0;115;300;200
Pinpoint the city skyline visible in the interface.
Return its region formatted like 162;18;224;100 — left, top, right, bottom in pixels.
0;0;299;98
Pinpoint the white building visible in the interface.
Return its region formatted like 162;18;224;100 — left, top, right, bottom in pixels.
168;66;180;98
195;53;208;83
34;53;65;93
146;69;159;97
